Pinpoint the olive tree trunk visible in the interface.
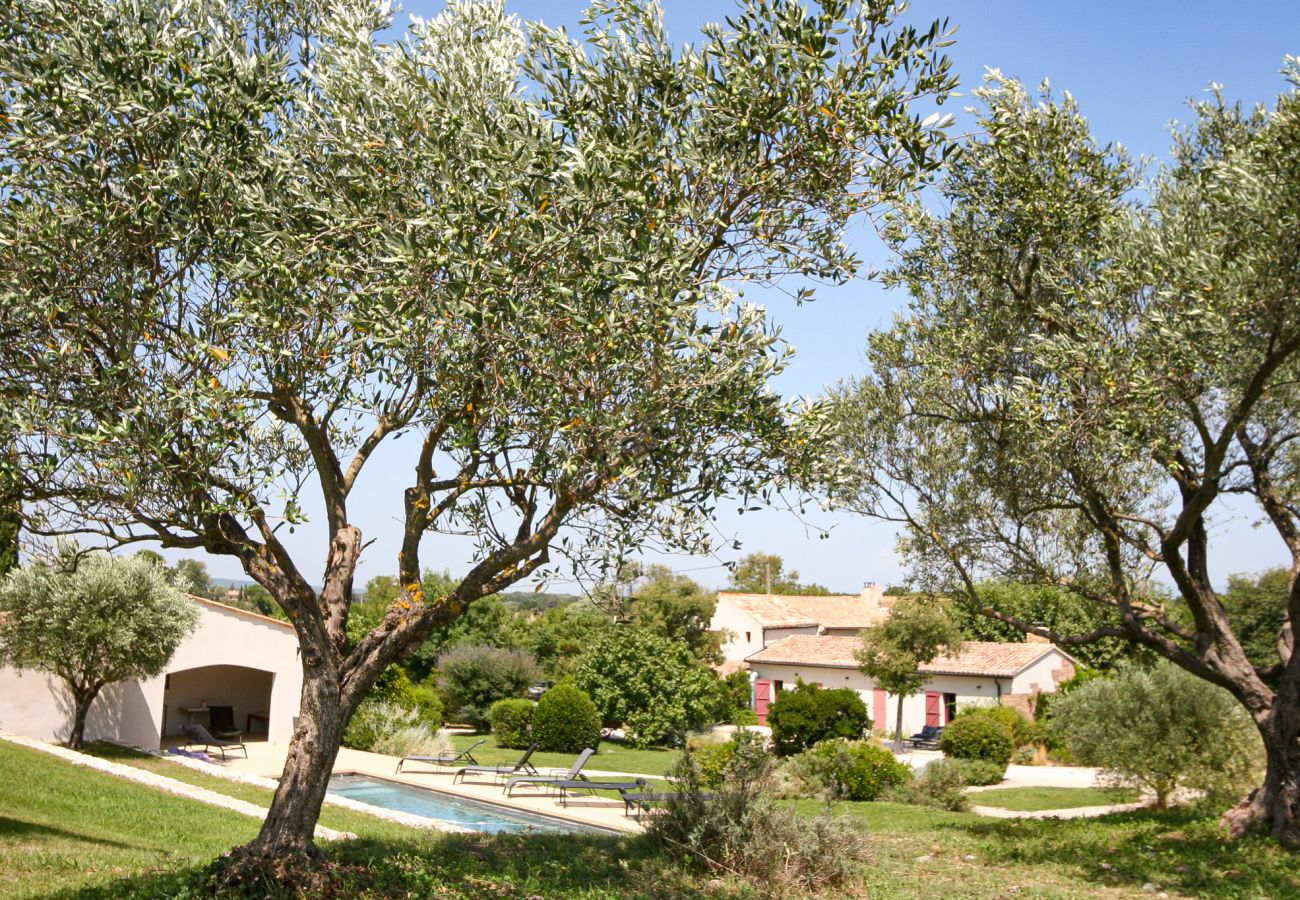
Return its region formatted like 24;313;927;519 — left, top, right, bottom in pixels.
1223;686;1300;846
65;682;101;751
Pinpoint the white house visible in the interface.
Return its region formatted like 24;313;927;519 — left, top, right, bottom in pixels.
0;595;303;748
745;633;1077;734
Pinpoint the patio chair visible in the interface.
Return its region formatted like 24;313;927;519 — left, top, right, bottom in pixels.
907;725;944;750
453;742;540;784
553;776;646;807
182;723;248;761
504;747;596;797
397;738;487;773
206;705;242;740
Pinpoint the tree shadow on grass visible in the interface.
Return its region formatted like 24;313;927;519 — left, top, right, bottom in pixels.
0;814;142;851
54;831;743;899
939;806;1300;899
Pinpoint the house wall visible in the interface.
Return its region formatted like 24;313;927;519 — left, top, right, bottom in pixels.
0;598;302;748
747;662;1003;736
1003;649;1077;718
713;600;768;661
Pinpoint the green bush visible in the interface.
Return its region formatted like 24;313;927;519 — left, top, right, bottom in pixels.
804;739;912;801
766;681;871;756
692;742;737;790
883;758;969;811
1051;661;1263;808
489;698;535;750
572;628;723;747
955;758;1007;786
344;699;445;755
531;682;602;753
648;729;869;894
729;707;759;726
435;645;540;731
940;715;1014;766
959;704;1035;747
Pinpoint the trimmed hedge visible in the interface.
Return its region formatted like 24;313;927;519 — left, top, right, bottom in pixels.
940;715;1014;767
490;698;535;750
532;683;602;753
767;682;870;756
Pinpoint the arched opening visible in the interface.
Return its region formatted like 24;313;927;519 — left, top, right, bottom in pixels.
161;664;275;745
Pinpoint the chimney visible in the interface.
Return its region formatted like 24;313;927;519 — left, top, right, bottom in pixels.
861;581;883;607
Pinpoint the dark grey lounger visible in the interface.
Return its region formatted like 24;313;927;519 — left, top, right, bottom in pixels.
553;777;646;807
621;790;715;817
398;738;486;773
504;747;596;796
454;743;540;784
182;723;247;761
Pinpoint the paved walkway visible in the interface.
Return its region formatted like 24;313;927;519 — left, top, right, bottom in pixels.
968;799;1150;820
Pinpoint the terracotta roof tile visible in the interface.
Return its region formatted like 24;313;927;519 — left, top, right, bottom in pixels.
718;592;890;630
745;635;1063;678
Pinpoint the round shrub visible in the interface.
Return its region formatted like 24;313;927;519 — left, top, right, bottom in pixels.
960;704;1032;746
940;715;1014;767
532;682;602;753
730;707;759;727
805;739;912;801
490;698;535;750
883;758;969;811
767;681;871;756
954;758;1007;786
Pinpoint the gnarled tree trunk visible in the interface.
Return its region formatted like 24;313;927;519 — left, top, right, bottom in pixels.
244;665;348;858
66;682;100;750
1222;690;1300;846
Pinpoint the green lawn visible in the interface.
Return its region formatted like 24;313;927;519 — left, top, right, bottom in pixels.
7;738;1300;898
973;786;1142;812
81;743;416;840
447;733;681;777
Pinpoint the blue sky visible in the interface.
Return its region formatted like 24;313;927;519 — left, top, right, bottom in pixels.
186;1;1300;593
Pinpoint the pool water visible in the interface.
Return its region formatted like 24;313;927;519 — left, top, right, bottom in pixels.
327;775;604;834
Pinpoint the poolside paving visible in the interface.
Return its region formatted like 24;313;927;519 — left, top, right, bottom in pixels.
203;740;646;834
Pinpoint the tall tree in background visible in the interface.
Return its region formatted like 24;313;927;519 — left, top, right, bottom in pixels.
856;594;962;749
629;564;722;663
0;0;955;863
728;551;832;595
833;70;1300;842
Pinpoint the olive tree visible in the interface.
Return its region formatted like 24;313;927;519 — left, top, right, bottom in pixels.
856;594;962;749
832;70;1300;842
1052;662;1262;808
0;0;955;862
0;552;198;748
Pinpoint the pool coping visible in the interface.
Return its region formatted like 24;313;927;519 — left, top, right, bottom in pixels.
331;770;626;836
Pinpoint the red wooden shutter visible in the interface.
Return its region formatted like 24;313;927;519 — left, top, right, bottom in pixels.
925;691;941;728
873;689;887;729
754;679;772;726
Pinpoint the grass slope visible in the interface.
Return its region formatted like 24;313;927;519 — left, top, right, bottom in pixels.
0;740;257;898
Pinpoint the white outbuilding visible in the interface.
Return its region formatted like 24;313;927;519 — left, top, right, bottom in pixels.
0;595;303;748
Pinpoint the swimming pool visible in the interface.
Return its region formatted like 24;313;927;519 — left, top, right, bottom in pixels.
327;774;611;834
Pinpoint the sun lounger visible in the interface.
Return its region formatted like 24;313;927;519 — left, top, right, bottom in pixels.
397;738;486;773
453;743;540;784
182;723;247;761
621;790;715;817
504;747;596;797
553;777;646;807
